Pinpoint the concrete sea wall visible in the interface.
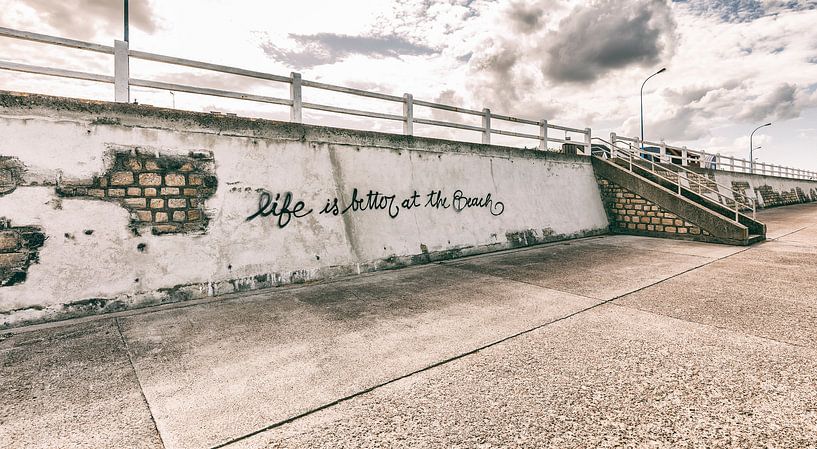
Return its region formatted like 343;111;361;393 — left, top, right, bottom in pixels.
706;170;817;209
0;92;609;328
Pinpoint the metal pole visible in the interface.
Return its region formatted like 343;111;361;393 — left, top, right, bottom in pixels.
640;67;666;150
124;0;129;42
750;122;771;174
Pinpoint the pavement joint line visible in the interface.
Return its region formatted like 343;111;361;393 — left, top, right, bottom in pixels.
114;317;167;449
210;296;623;449
607;302;812;351
765;225;813;242
210;240;756;448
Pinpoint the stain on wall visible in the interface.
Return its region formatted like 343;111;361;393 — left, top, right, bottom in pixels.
56;147;218;235
0;156;25;196
754;184;810;208
0;218;46;286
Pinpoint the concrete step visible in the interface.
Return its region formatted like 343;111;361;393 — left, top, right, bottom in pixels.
607;157;766;238
593;156;767;246
747;234;766;245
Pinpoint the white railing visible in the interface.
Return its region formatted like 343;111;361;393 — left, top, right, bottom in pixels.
0;27;592;154
610;134;817;181
596;137;756;221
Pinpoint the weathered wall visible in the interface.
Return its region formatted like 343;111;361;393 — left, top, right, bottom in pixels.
0;92;608;328
701;169;817;209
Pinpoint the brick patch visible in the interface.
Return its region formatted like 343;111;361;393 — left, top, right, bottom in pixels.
596;177;708;238
57;148;217;235
0;218;46;286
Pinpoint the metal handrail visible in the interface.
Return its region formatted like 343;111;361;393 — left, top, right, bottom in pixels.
602;138;755;212
593;137;756;222
615;140;756;218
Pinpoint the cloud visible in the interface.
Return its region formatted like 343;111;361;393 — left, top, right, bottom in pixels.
679;0;817;23
261;33;438;69
739;83;803;121
10;0;157;39
543;0;677;84
506;1;545;33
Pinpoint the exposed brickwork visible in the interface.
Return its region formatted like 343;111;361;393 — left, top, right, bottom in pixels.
596;177;708;238
57;148;217;235
0;218;45;286
0;156;24;196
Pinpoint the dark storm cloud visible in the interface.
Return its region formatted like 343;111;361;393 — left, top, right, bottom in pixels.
543;0;677;84
17;0;157;39
261;33;438;70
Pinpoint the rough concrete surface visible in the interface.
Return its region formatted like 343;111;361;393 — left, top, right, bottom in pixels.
0;320;163;449
2;202;817;448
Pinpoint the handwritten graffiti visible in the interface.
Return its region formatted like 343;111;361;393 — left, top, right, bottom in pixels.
247;188;504;228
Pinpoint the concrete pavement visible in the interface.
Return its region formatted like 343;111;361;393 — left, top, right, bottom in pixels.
2;203;817;448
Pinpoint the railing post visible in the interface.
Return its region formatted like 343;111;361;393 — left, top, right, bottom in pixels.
681;146;688;167
114;40;129;103
482;108;491;144
584;127;592;156
659;141;667;164
403;93;413;136
539;120;548;151
290;72;302;123
610;132;617;158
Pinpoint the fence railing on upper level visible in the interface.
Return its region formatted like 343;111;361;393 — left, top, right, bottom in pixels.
610;134;817;181
0;26;814;181
0;27;592;154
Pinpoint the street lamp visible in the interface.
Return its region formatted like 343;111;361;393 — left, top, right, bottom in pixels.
640;67;667;150
750;122;771;174
124;0;129;42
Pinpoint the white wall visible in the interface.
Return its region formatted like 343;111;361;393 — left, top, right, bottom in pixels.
0;97;608;328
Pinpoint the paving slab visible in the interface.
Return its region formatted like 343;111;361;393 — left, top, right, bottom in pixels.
594;234;745;259
617;212;817;348
0;320;162;449
118;264;600;449
232;305;817;448
444;239;714;300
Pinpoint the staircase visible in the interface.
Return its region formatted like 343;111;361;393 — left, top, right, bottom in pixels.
592;139;766;246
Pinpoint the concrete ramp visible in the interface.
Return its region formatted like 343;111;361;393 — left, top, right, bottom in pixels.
592;156;765;246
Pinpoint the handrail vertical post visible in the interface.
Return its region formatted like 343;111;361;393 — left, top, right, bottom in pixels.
482;108;491;144
659;141;667;164
114;40;129;103
610;132;617;158
584;128;592;156
539;120;548;151
290;72;302;123
402;93;413;136
681;146;688;167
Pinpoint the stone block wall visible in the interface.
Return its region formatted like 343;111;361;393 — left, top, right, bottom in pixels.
596;177;708;238
753;184;813;208
56;148;218;235
0;219;45;286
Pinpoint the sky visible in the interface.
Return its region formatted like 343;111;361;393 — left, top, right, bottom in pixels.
0;0;815;169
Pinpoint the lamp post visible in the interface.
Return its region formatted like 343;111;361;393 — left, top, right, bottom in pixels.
640;67;666;150
750;122;771;174
124;0;130;42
